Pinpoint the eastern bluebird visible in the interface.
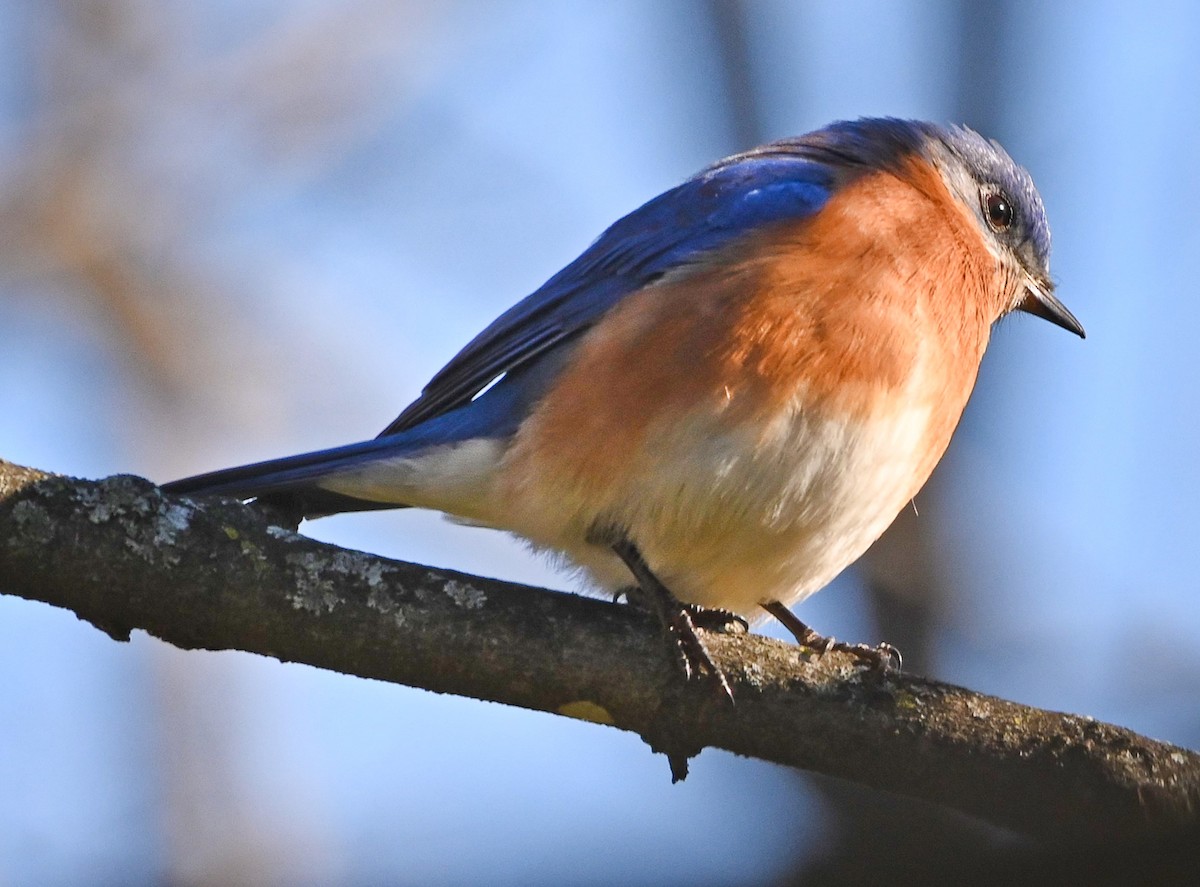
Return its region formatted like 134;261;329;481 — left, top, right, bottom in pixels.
164;118;1083;695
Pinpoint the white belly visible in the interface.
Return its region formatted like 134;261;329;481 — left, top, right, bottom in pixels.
499;397;936;617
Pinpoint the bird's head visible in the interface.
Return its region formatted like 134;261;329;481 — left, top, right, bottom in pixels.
924;123;1084;338
792;118;1086;339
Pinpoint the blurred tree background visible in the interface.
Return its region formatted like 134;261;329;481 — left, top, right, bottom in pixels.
2;1;1199;884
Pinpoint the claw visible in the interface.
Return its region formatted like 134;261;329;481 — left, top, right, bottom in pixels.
682;602;749;634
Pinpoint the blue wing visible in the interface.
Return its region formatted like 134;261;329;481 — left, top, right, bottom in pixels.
163;147;838;508
378;149;836;436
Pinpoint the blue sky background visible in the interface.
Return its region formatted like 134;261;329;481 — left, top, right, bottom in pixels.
2;1;1199;884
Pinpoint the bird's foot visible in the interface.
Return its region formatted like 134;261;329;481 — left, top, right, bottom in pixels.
761;599;902;672
609;540;736;702
616;589;746;634
659;605;732;693
821;638;903;672
681;602;748;635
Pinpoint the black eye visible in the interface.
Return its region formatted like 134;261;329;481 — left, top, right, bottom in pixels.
983;190;1014;232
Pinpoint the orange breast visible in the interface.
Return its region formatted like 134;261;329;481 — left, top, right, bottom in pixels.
502;158;1020;506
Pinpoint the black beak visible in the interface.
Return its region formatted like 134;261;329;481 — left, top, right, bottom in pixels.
1018;277;1086;338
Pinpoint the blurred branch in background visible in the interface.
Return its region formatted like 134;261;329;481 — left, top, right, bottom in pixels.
0;2;453;881
0;0;442;419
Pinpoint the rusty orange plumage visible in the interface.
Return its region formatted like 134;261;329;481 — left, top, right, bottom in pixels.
164;119;1084;693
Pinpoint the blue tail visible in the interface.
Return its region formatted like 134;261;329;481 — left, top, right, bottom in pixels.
161;354;561;515
161;433;424;511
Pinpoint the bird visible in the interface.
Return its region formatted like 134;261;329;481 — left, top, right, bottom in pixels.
163;118;1084;697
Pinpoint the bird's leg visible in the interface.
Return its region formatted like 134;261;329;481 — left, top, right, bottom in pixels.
608;536;735;702
761;599;902;672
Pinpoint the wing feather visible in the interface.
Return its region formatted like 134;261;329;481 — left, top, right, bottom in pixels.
378;151;836;437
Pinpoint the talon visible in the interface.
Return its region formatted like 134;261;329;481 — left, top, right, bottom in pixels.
877;642;903;672
682;603;749;634
666;606;733;699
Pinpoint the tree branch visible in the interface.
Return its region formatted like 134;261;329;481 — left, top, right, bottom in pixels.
2;458;1197;842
